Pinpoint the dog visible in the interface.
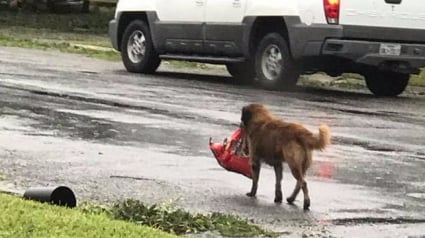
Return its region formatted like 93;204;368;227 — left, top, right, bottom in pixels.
240;103;330;210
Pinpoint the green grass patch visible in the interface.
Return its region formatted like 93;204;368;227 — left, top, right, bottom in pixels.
0;34;121;61
410;69;425;87
0;8;113;35
0;34;120;61
0;8;120;60
0;26;112;47
0;193;177;238
341;71;425;88
166;60;215;69
341;71;425;87
80;199;278;237
341;73;364;81
0;1;120;60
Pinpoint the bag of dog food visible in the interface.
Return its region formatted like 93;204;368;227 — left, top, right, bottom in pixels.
209;128;252;179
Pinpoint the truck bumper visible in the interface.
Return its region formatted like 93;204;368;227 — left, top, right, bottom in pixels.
109;19;119;51
286;18;425;71
321;39;425;70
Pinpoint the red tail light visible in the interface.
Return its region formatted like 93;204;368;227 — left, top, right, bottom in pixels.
324;0;340;24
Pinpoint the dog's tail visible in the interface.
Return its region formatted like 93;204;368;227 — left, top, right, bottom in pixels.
306;124;331;151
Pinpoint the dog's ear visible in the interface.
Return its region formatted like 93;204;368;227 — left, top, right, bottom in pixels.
241;106;252;126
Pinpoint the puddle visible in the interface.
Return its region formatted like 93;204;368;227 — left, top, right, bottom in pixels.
407;193;425;200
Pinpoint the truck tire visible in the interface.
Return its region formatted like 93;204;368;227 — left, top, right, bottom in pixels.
226;62;255;84
365;70;409;97
121;20;161;74
254;33;299;90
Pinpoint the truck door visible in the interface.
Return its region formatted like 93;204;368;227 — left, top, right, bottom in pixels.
154;0;206;53
204;0;248;56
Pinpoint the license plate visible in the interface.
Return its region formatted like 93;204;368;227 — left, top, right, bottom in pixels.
379;43;401;56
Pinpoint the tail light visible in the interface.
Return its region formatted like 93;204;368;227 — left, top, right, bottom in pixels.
324;0;340;24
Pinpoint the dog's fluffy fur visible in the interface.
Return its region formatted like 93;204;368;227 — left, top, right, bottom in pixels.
240;103;330;210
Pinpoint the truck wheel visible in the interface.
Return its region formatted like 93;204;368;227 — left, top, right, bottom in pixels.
121;20;161;74
254;33;299;90
364;70;409;97
226;62;255;84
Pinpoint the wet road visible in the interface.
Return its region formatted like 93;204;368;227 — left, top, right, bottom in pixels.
0;47;425;237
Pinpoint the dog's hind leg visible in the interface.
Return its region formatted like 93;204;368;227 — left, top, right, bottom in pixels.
273;163;283;203
287;168;310;210
301;179;310;210
286;167;302;205
285;143;311;210
301;150;312;210
247;159;261;198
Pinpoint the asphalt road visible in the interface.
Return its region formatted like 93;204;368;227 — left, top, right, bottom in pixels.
0;47;424;237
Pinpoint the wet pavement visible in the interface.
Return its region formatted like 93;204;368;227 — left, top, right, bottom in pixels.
0;47;425;237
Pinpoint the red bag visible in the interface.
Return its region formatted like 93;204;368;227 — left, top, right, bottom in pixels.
209;128;252;179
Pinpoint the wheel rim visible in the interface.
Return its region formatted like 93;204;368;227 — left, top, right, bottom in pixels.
261;44;283;81
127;30;146;64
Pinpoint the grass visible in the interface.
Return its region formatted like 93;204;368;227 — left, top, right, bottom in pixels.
0;192;277;237
84;199;278;237
0;33;120;61
0;8;120;60
0;193;177;238
341;72;425;88
338;71;425;88
0;7;113;34
410;71;425;87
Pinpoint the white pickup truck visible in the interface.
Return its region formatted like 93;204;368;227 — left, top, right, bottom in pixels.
109;0;425;96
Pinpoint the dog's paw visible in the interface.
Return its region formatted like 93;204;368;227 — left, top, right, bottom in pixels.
274;191;283;203
286;197;295;204
246;192;256;198
303;199;310;210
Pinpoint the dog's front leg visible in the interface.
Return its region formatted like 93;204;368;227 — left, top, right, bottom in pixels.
247;159;261;197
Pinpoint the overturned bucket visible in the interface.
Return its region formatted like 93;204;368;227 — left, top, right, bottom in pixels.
23;186;77;208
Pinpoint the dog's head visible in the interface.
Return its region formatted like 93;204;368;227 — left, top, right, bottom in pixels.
240;104;272;128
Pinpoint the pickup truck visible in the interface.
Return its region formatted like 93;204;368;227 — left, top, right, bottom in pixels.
109;0;425;96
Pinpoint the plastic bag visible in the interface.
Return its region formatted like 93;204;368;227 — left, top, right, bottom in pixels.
209;128;252;179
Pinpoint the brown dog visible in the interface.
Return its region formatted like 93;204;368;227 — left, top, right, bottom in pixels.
240;104;330;210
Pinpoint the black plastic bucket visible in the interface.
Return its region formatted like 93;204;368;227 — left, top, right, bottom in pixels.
23;186;77;208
